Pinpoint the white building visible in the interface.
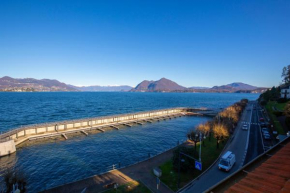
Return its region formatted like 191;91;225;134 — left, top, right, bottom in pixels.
280;85;290;99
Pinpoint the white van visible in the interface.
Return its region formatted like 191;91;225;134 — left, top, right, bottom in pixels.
218;151;236;172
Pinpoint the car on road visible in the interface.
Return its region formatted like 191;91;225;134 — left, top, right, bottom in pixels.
259;117;264;122
262;128;268;132
218;151;236;172
242;124;248;130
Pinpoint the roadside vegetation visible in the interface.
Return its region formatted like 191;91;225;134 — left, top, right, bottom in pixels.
265;101;286;134
259;65;290;135
159;99;248;191
104;180;151;193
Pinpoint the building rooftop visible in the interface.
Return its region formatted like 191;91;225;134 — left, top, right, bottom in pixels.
225;142;290;193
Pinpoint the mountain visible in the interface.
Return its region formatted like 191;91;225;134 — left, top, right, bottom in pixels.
0;76;77;92
132;78;266;93
131;78;186;92
71;85;132;92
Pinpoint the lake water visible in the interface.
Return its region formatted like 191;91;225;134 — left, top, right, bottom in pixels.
0;92;259;192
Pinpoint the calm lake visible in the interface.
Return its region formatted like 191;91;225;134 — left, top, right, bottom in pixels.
0;92;259;192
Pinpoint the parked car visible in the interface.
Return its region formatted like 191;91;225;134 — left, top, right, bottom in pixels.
242;124;248;130
263;134;271;140
218;151;236;172
262;128;268;132
262;131;270;135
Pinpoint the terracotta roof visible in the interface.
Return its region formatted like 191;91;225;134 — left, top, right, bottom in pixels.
225;143;290;193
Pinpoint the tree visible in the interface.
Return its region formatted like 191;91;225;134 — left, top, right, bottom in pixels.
282;65;290;84
2;167;27;193
196;123;211;146
187;130;200;153
213;123;229;149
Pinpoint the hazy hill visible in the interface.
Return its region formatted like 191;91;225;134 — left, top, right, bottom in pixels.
71;85;132;92
0;76;77;91
189;86;210;90
131;78;186;92
212;82;258;91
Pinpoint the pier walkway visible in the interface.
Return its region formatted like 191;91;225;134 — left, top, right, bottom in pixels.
0;107;215;157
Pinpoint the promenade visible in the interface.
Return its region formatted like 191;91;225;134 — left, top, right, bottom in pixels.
42;143;193;193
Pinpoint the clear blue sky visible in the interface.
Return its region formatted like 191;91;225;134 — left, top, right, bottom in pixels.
0;0;289;87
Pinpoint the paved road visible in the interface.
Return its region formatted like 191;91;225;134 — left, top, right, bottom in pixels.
181;102;254;193
244;103;264;164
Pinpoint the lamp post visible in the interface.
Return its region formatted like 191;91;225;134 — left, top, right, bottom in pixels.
199;132;202;162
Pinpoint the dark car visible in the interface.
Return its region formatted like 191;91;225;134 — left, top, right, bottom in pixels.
259;117;265;122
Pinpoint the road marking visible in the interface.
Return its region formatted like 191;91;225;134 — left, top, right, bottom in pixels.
241;103;253;168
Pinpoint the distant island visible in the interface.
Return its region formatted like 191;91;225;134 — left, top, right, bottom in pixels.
130;78;267;93
0;76;267;93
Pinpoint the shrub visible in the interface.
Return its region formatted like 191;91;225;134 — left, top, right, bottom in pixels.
273;111;284;117
172;147;197;172
260;101;267;106
278;98;288;103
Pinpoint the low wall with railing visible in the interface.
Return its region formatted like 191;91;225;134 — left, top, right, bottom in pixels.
0;107;200;157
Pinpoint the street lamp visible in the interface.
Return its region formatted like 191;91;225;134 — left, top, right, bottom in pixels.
199;132;202;162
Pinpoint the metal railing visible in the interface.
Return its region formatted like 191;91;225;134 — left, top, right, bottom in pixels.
0;107;202;140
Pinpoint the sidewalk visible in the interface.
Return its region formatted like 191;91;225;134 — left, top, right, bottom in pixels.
42;143;188;193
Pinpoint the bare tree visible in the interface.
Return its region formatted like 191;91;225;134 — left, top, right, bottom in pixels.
187;129;200;153
196;123;211;146
213;123;229;149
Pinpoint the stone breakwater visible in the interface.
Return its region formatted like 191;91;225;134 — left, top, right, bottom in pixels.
0;107;208;157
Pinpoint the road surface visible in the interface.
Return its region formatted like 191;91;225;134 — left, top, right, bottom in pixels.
181;101;258;193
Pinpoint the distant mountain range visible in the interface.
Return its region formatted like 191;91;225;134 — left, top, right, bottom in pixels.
70;85;132;92
0;76;132;92
0;76;267;93
131;78;267;93
0;76;77;92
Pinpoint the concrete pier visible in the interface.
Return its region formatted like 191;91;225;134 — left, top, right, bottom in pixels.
111;125;120;130
0;107;212;157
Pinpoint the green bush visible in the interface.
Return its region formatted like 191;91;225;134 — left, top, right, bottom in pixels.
273;111;284;117
278;98;288;103
172;147;198;172
260;101;267;106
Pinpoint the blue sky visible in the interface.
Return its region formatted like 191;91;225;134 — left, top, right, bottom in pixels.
0;0;289;87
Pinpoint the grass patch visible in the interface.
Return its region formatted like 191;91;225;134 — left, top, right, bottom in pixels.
275;102;287;111
265;101;285;135
159;137;227;191
103;180;151;193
